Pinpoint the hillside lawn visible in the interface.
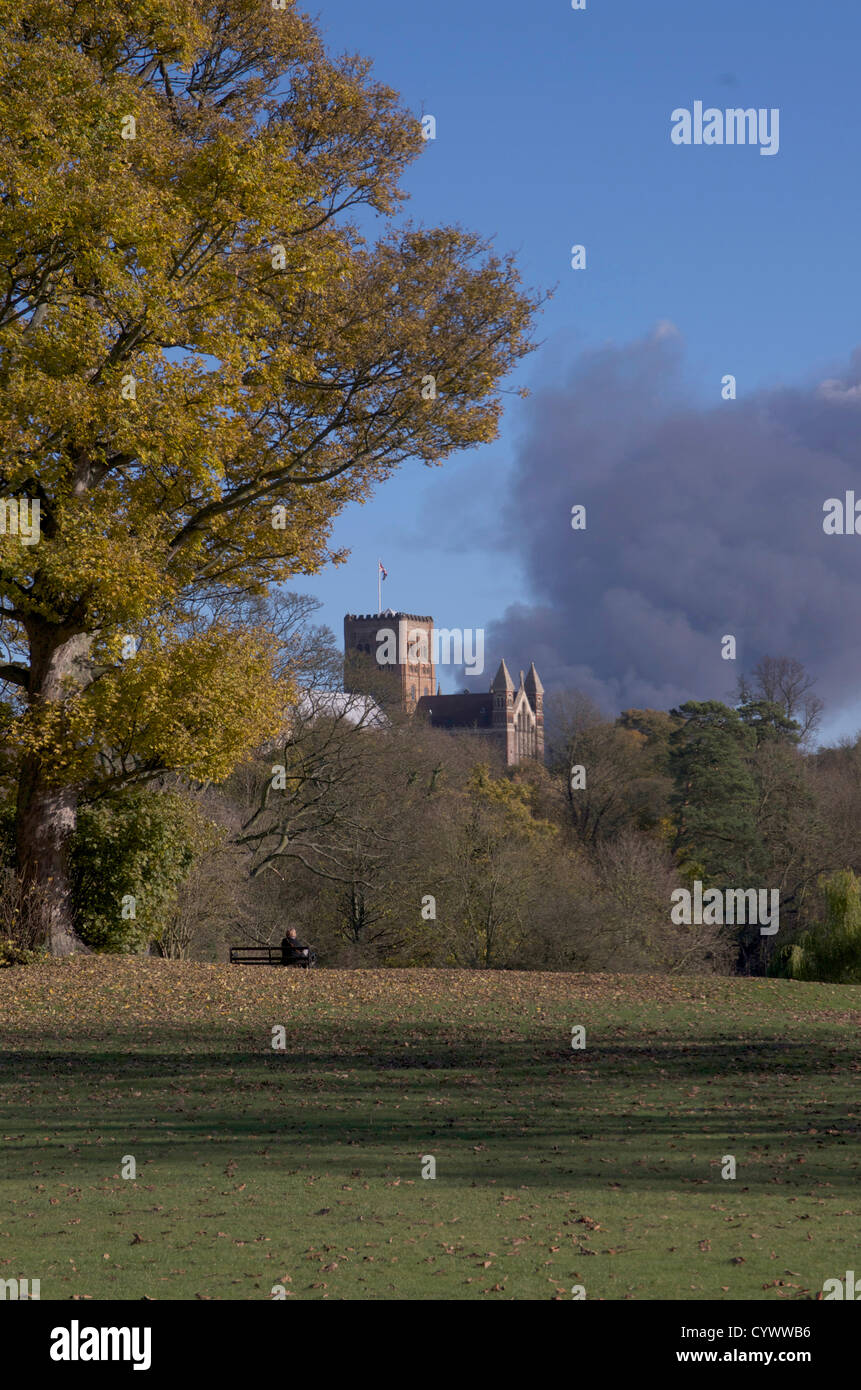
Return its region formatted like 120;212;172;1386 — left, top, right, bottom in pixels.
1;960;858;1300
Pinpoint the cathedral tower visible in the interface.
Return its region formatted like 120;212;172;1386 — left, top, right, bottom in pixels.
344;610;435;713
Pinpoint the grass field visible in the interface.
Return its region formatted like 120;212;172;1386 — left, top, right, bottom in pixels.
1;959;859;1300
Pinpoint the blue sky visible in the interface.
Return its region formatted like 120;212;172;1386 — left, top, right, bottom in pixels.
297;0;861;741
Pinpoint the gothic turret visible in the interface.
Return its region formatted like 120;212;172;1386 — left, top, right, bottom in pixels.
524;661;544;758
490;659;515;693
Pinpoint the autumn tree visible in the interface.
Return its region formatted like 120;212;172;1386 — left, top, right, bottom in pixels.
434;765;558;969
810;737;861;876
546;694;670;845
0;1;538;951
737;655;823;743
235;712;455;961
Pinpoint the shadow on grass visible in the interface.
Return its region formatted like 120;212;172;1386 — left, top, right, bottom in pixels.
0;1024;857;1188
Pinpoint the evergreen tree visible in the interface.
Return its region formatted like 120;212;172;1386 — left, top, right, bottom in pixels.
669;701;761;884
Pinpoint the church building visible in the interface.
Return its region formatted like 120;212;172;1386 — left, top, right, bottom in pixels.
343;611;544;767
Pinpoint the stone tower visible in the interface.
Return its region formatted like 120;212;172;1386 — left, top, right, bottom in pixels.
490;659;517;765
343;610;435;713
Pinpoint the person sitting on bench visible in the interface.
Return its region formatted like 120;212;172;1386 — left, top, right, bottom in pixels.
281;927;311;964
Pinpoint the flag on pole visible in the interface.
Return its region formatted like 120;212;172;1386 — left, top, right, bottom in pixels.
379;560;388;581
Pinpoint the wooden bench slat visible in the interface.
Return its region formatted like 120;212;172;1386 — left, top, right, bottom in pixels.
228;946;316;966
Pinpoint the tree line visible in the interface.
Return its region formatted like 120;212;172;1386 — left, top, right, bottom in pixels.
5;612;859;981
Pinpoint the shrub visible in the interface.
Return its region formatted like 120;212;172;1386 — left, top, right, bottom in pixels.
772;869;861;983
71;788;220;952
0;865;51;965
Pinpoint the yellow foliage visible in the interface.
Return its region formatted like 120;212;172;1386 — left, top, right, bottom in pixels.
0;1;538;816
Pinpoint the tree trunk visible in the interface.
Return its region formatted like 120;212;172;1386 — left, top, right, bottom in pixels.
16;766;83;954
14;623;91;955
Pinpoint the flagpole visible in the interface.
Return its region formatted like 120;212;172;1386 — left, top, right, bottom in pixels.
378;559;381;614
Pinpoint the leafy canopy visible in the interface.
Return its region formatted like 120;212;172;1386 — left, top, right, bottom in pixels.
0;0;538;787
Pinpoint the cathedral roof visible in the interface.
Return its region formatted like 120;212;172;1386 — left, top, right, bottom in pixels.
415;693;492;729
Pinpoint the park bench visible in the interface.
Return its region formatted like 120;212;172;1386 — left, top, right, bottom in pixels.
229;945;317;969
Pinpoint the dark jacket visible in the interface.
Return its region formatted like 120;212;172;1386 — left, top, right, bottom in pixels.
281;934;308;961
